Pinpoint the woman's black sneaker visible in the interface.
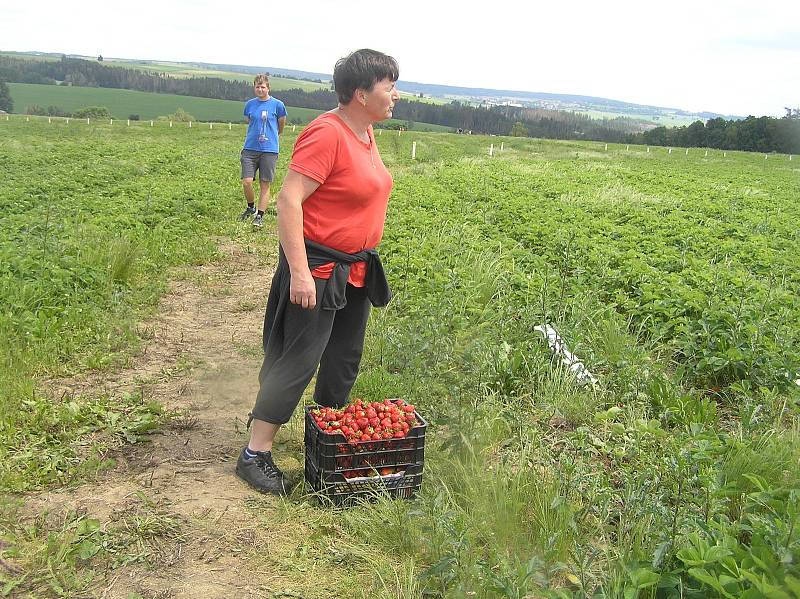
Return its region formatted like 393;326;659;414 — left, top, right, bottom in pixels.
235;449;290;495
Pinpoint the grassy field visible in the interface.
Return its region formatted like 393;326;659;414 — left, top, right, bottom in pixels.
1;119;798;597
7;82;323;122
578;109;700;127
7;83;453;131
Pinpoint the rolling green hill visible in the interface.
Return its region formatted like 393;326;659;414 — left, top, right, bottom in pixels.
0;51;329;92
7;82;322;122
7;83;453;131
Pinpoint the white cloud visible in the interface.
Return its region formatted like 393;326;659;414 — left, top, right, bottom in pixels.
2;0;797;116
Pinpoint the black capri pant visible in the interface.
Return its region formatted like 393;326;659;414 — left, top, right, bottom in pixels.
251;277;371;425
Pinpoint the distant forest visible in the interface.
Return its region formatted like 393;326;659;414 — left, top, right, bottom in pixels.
1;55;797;152
628;114;800;154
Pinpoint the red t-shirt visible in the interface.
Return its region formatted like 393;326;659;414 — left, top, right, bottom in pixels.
289;113;393;286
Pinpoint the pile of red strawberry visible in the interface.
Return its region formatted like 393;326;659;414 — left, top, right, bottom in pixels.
310;398;418;443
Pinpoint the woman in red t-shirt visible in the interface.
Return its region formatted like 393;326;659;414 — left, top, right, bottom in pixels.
236;49;401;495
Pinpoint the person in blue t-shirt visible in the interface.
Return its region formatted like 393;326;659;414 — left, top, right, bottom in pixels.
239;74;287;228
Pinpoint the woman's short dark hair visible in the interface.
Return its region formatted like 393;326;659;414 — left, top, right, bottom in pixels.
333;49;399;105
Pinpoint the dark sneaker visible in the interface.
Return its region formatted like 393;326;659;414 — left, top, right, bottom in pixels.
238;206;256;222
252;213;264;228
236;448;290;495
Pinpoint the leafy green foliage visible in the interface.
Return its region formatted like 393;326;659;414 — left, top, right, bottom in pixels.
347;133;800;597
0;493;183;595
1;121;798;597
0;118;277;491
71;105;111;119
0;390;169;491
0;79;13;113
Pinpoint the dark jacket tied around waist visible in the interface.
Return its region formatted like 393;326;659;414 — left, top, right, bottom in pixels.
302;239;392;310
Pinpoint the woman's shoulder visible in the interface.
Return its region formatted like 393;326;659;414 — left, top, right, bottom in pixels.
312;112;344;127
302;113;346;136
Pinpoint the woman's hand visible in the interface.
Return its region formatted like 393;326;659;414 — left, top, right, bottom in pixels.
289;268;317;309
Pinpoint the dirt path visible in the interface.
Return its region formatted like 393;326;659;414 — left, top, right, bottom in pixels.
26;235;319;598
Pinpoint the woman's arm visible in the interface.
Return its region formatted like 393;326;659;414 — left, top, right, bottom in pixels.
276;169;321;309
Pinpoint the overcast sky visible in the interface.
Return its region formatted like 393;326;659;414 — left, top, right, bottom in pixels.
2;0;798;117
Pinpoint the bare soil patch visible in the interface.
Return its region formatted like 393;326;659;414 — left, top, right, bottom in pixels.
23;235;324;598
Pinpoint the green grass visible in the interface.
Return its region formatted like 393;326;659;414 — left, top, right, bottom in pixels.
0;119;296;490
359;133;800;597
7;82;324;122
2;121;799;597
7;83;451;131
579;109;700;126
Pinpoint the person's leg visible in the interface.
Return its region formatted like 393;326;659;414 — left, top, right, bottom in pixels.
256;180;271;213
242;178;256;205
256;153;277;214
249;277;334;448
239;150;258;220
247;419;282;452
238;278;334;493
313;284;371;407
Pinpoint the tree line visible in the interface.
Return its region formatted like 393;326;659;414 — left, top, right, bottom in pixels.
0;55;647;141
2;55;796;152
627;112;800;154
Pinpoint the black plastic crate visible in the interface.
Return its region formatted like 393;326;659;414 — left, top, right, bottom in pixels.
304;405;427;473
304;404;426;503
305;456;423;505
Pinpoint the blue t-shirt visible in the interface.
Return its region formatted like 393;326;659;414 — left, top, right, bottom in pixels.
243;96;287;153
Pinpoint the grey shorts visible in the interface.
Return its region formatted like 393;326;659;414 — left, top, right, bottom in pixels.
240;149;278;182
